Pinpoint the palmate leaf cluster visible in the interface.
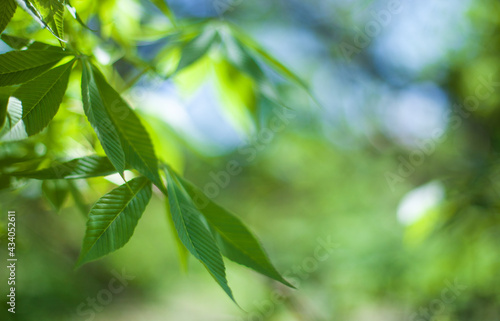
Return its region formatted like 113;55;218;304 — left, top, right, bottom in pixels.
0;0;305;301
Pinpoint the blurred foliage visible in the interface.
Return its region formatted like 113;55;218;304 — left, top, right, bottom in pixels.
1;0;500;320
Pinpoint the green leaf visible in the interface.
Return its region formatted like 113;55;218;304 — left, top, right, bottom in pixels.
10;155;117;179
220;32;265;84
0;59;74;141
42;179;68;211
176;29;217;73
0;0;17;35
86;62;163;190
81;60;126;175
0;48;70;86
76;176;152;267
230;26;309;90
175;172;293;287
164;167;235;302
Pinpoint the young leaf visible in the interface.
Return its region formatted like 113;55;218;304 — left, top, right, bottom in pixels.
0;48;70;86
76;176;152;267
10;155;117;179
0;0;17;35
164;167;235;302
81;60;126;175
0;59;74;141
175;172;293;287
87;62;163;190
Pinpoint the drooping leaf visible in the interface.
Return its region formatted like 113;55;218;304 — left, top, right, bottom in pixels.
42;179;68;211
175;172;293;287
10;155;117;179
176;28;217;73
0;0;17;35
65;0;93;30
0;48;70;86
76;176;152;267
0;59;74;141
86;62;163;190
81;60;126;175
164;167;235;302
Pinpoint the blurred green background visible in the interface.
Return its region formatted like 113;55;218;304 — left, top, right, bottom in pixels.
2;0;500;320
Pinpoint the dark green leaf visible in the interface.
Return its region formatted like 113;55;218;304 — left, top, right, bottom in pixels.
176;172;293;287
81;60;126;175
0;59;74;141
0;0;17;34
164;167;235;302
76;176;152;267
0;48;69;86
10;155;117;179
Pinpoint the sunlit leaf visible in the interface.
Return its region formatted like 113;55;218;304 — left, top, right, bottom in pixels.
0;48;70;86
76;176;152;267
0;59;74;141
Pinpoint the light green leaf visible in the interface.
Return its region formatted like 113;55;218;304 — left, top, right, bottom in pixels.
81;60;126;175
10;155;117;179
0;59;74;141
88;62;163;190
164;167;235;302
0;48;70;86
0;0;17;35
76;176;152;267
175;172;293;287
